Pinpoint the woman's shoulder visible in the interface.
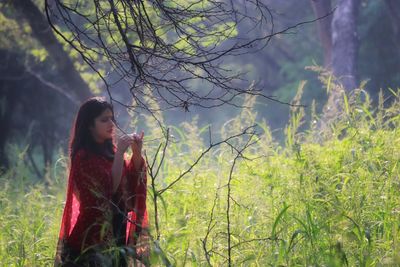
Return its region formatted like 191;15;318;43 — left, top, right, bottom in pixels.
74;148;113;164
74;148;88;159
71;149;101;171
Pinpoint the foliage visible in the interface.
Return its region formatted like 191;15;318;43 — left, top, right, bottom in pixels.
0;0;103;94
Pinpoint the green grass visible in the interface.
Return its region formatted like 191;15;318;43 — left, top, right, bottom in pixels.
0;87;399;266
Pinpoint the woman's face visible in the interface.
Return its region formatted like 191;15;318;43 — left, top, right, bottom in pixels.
90;108;115;143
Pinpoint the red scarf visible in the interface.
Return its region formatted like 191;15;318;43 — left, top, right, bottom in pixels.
54;148;149;264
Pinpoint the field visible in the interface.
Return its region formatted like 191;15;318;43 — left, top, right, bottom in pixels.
0;88;399;266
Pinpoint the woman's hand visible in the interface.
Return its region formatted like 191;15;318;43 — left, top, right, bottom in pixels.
116;134;135;156
130;130;144;154
130;130;144;171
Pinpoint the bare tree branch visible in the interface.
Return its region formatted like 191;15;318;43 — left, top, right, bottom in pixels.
43;0;329;117
158;124;257;194
225;126;257;266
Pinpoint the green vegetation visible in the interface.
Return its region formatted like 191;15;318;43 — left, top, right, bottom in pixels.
0;86;399;266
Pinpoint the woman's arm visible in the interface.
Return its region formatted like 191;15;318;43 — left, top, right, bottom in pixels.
111;150;125;194
123;131;147;217
130;131;148;231
112;134;134;194
130;131;144;172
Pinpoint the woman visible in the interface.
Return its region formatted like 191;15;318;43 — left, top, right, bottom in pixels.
54;97;149;267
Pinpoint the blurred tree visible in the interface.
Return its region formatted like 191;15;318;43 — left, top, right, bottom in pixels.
310;0;360;90
385;0;400;55
0;50;75;179
0;0;91;177
358;0;400;94
0;57;18;169
310;0;333;68
10;0;92;102
308;0;360;134
311;0;400;133
331;0;360;91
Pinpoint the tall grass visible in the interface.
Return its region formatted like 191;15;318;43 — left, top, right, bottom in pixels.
0;86;399;266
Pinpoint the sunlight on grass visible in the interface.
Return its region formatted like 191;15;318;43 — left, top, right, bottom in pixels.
0;85;399;266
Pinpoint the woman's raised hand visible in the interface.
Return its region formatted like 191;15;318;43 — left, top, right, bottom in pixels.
129;130;144;169
130;130;144;155
116;134;135;155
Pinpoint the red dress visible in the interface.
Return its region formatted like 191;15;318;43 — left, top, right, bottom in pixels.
54;148;149;265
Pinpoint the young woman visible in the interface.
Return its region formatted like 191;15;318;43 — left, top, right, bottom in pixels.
54;97;149;267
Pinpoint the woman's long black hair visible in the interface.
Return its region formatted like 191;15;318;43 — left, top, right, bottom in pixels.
69;97;116;161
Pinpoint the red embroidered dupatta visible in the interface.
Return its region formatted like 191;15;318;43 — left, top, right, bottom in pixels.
54;149;149;266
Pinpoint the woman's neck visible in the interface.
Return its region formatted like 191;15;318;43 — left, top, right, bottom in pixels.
93;136;106;144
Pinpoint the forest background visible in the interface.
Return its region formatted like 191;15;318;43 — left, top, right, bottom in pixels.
0;0;399;266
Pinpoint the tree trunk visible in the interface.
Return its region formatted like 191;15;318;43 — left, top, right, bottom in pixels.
11;0;92;102
310;0;333;68
385;0;400;53
331;0;360;91
314;0;360;138
0;87;17;170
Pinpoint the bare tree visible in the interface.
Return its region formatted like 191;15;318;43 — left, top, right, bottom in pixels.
44;0;327;117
